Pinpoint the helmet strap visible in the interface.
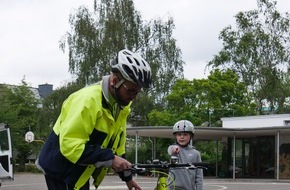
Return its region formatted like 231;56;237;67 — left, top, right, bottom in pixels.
112;78;126;108
114;78;125;89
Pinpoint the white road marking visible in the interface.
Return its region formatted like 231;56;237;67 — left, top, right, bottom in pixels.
207;184;228;190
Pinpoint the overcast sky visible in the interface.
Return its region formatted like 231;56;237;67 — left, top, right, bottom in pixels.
1;0;289;89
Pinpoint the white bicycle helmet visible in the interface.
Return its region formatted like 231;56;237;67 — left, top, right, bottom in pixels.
173;120;195;134
111;49;152;88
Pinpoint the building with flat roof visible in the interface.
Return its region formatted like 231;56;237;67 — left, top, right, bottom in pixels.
127;114;290;180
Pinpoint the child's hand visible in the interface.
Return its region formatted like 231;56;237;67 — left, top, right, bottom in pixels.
172;145;180;155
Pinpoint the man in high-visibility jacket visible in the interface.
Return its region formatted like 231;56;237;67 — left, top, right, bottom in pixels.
37;49;152;190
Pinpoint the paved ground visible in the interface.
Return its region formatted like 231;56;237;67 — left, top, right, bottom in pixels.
1;173;290;190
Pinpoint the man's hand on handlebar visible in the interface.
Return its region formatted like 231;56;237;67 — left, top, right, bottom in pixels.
112;155;132;172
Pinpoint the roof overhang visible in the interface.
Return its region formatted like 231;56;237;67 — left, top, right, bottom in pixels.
127;126;290;140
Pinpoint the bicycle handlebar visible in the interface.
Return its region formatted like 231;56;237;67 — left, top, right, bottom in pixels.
129;161;208;174
134;162;208;169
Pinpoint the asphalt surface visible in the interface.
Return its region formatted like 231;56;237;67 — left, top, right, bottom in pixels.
1;173;290;190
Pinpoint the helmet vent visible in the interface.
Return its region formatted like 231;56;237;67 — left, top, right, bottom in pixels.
134;58;140;66
123;50;131;55
141;60;147;67
126;57;133;64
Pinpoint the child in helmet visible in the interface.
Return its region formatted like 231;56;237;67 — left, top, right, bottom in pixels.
167;120;204;190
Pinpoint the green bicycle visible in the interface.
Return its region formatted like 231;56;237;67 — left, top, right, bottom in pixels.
130;157;208;190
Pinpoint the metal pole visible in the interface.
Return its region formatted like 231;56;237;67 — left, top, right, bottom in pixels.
135;131;138;178
153;138;156;161
209;109;213;127
148;137;153;161
216;140;218;177
276;130;280;180
233;135;236;180
153;138;157;178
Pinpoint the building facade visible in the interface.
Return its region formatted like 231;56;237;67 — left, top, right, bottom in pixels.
221;114;290;179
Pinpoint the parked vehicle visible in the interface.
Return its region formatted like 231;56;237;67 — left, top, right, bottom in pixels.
0;123;13;187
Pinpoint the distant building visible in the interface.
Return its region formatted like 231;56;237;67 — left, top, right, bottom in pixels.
0;83;53;99
37;83;53;98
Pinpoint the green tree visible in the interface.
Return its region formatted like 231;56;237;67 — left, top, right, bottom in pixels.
208;0;290;113
0;81;40;170
150;69;256;127
279;72;290;113
59;0;184;124
38;82;84;139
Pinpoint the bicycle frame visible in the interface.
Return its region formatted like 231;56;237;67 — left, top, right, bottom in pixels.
155;172;167;190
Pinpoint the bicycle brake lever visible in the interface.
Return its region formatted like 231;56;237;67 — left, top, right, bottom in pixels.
129;165;147;174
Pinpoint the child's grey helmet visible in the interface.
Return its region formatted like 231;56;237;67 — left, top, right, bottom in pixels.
111;49;152;88
173;120;195;134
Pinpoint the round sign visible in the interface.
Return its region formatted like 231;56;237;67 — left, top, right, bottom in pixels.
25;131;35;142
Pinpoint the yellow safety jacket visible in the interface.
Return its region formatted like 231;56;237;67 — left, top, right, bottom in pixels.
39;82;131;189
